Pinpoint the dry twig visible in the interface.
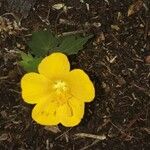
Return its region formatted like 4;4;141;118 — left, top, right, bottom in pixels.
74;133;106;140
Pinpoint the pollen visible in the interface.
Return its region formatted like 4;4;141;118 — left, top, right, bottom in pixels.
53;80;68;93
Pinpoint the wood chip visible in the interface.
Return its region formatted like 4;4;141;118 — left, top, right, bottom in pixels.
95;32;105;44
44;125;61;133
0;110;7;118
111;25;120;31
128;0;143;16
52;3;65;10
145;55;150;64
0;134;9;141
141;128;150;134
7;0;37;18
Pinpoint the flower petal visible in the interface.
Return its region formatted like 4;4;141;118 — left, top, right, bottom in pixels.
21;73;52;104
57;97;84;127
32;99;59;125
38;53;70;79
67;69;95;102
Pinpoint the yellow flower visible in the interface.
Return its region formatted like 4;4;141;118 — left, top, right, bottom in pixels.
21;53;95;127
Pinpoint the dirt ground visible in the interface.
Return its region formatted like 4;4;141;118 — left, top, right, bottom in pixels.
0;0;150;149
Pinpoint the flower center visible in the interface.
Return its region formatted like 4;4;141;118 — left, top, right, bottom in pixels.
53;80;68;93
52;80;71;105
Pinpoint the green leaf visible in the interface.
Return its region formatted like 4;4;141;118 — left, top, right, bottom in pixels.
28;31;58;57
19;52;42;72
56;35;93;55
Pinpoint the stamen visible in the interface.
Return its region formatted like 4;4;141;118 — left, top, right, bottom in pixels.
53;80;71;105
53;80;68;92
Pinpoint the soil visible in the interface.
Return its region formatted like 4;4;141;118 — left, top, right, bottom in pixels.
0;0;150;150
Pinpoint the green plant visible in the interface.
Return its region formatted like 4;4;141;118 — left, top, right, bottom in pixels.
20;30;93;72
